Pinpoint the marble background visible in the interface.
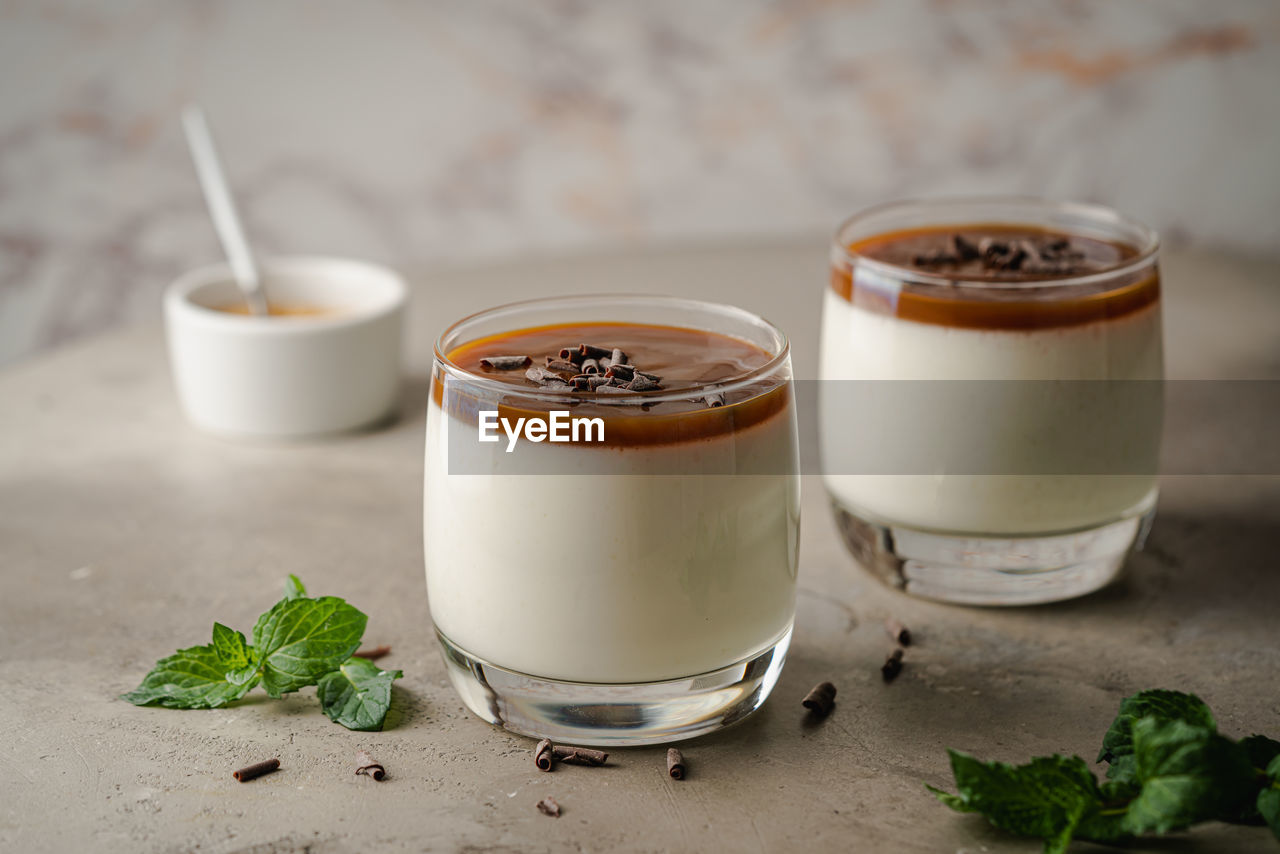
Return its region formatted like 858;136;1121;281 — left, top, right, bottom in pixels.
1;0;1277;365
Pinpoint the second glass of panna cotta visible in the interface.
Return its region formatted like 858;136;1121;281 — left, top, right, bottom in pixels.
425;295;800;745
820;198;1163;605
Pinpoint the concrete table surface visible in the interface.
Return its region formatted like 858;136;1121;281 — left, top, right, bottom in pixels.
1;240;1277;853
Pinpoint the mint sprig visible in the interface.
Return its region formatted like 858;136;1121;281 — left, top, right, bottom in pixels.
930;689;1280;851
122;576;399;731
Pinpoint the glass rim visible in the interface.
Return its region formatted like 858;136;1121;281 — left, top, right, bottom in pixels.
432;293;792;405
831;196;1161;291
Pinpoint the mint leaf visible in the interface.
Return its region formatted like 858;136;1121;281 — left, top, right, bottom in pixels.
211;622;252;670
122;642;260;709
317;656;402;731
940;750;1105;852
252;595;366;698
926;783;976;813
1099;690;1216;781
1260;788;1280;841
1121;717;1257;835
284;574;307;600
1220;735;1280;825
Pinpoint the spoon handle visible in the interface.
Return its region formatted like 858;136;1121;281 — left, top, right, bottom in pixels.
182;106;268;316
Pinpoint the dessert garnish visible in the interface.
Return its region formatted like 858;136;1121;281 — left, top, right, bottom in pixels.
552;745;609;767
536;796;562;818
121;575;402;732
802;681;837;717
478;355;532;370
351;644;391;660
911;232;1091;276
881;648;905;683
667;748;686;780
885;618;912;646
929;689;1280;851
523;342;667;395
233;758;280;782
354;750;386;781
534;738;554;772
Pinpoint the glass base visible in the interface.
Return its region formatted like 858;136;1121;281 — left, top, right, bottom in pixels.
435;626;792;746
831;499;1156;606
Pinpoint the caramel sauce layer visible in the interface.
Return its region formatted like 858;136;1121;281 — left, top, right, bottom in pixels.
831;224;1159;330
433;321;790;448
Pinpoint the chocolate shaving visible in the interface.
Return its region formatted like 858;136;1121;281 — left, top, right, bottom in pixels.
569;376;594;391
610;347;627;366
802;681;837;717
604;363;635;381
953;234;981;261
479;355;531;371
581;358;601;375
558;348;586;366
704;393;725;408
667;748;686;780
526;366;572;389
232;758;280;782
882;648;905;683
354;750;386;781
534;738;554;772
544;358;579;374
351;645;391;661
578;344;612;361
552;745;608;766
625;375;661;392
536;796;561;817
884;618;911;646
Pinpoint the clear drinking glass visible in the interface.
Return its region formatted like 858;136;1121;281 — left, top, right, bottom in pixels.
820;198;1163;605
425;295;800;744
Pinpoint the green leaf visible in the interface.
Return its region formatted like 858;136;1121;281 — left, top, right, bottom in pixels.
1099;690;1216;780
121;642;260;709
1242;735;1280;771
252;595;367;698
926;783;976;813
1259;788;1280;841
1220;735;1280;824
317;657;402;731
944;750;1103;851
284;575;307;600
211;622;252;670
1121;717;1257;835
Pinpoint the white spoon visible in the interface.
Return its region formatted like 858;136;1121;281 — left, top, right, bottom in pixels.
181;105;269;316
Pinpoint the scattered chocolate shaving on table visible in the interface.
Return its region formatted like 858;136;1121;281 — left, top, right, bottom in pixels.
802;681;837;717
884;618;911;647
479;355;532;370
536;796;561;817
552;745;608;766
232;758;280;782
534;738;554;772
882;648;905;683
667;748;686;780
351;645;391;660
354;750;386;781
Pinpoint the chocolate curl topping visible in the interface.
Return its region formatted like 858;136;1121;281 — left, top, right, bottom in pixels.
581;358;601;375
558;347;586;366
604;363;635;381
551;745;608;766
536;796;561;817
882;648;905;683
884;618;911;646
667;748;686;780
526;366;571;389
610;347;627;366
355;750;386;781
351;645;391;661
544;358;579;374
802;681;837;717
578;344;612;361
625;374;661;392
704;393;725;408
232;758;280;782
479;355;532;371
534;738;554;772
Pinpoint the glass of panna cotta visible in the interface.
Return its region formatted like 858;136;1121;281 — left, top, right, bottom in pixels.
425;295;800;744
821;198;1163;605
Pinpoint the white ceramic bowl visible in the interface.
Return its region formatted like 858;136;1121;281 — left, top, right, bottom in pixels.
164;256;407;438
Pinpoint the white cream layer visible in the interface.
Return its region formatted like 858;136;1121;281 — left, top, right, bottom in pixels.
424;399;800;683
819;288;1163;535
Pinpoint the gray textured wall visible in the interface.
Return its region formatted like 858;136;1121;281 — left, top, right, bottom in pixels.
1;0;1277;364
